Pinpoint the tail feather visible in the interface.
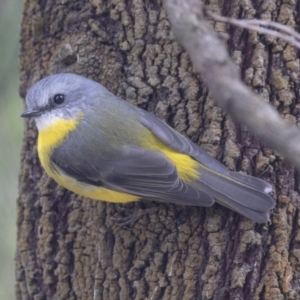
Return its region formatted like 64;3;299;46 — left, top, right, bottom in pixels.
229;171;272;193
215;193;271;223
194;166;274;223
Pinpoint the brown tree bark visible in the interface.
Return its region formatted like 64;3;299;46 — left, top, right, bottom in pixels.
16;0;300;300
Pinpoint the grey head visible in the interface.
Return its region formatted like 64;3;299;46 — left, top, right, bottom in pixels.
21;73;110;130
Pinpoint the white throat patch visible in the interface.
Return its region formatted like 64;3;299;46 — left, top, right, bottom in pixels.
35;113;62;131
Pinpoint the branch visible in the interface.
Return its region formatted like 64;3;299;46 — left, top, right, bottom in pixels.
163;0;300;170
206;10;300;49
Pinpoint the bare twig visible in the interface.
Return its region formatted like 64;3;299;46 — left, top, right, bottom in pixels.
163;0;300;170
206;11;300;49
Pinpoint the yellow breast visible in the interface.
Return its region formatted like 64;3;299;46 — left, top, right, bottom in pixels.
37;116;139;203
37;117;80;176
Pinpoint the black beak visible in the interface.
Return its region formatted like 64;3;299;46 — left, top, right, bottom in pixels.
21;109;41;118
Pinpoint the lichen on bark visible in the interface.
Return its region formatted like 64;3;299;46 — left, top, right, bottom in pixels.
16;0;300;299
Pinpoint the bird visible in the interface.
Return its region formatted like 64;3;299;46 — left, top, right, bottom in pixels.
21;73;274;223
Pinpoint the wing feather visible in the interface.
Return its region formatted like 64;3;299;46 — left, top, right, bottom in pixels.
140;111;229;174
139;111;273;194
51;144;214;207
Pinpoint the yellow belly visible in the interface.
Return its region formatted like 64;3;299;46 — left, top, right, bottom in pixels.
50;168;140;203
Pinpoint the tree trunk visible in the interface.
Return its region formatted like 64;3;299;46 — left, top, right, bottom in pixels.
16;0;300;299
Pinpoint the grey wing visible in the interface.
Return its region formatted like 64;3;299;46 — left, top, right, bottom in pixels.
51;144;214;207
140;111;229;174
140;111;273;193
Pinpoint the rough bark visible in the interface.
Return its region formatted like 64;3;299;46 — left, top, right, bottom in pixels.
17;0;300;300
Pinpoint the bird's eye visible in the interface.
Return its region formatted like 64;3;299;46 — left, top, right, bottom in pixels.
53;94;65;105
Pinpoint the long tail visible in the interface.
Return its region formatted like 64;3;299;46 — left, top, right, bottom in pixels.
194;165;274;223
